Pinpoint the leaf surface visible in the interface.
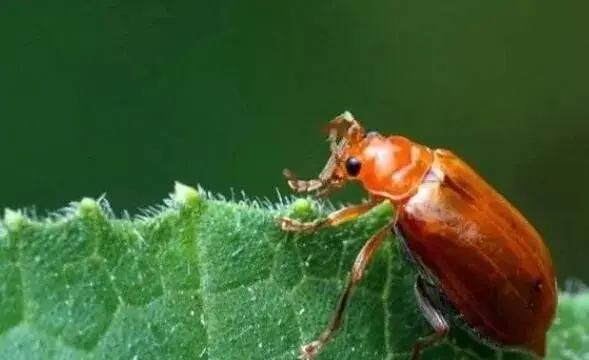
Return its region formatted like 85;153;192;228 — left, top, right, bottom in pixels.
0;183;586;360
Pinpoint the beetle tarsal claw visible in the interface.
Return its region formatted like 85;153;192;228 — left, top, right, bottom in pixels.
278;216;321;233
299;341;321;360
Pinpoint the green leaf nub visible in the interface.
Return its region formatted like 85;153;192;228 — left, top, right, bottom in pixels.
173;181;202;208
3;209;27;232
288;197;316;220
0;182;586;360
77;197;100;218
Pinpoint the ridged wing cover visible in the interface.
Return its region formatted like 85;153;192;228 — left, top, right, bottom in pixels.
396;149;557;357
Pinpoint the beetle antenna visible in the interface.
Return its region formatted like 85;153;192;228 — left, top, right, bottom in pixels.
282;168;325;193
282;111;365;197
283;139;344;196
326;111;366;149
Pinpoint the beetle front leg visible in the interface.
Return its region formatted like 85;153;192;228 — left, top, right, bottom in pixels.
299;222;392;360
411;276;450;360
278;198;382;234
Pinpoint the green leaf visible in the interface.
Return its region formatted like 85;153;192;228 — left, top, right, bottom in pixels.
0;182;587;360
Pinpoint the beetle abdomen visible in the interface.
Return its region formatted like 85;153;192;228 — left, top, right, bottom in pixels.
396;149;557;358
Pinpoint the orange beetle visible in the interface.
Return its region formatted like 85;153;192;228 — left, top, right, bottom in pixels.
278;111;557;360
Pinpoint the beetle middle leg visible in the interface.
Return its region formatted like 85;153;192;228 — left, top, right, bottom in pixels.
411;275;450;360
299;222;392;360
278;197;382;233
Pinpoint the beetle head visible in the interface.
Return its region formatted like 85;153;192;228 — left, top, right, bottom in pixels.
284;111;434;200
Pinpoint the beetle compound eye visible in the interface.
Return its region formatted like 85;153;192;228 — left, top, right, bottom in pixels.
345;156;362;177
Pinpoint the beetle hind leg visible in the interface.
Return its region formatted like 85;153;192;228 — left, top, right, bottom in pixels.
298;222;392;359
411;276;450;360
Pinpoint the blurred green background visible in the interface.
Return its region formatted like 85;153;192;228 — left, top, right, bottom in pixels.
1;1;588;284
